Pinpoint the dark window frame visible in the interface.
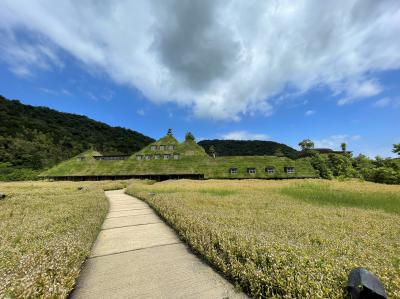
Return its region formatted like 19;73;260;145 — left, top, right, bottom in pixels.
265;167;275;174
284;167;295;174
229;167;238;174
247;167;256;174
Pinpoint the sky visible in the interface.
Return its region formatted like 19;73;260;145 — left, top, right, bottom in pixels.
0;0;399;157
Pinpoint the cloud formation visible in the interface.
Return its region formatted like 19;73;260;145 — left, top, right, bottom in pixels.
373;97;400;108
305;110;316;116
220;131;269;141
0;30;63;77
314;134;361;150
337;79;383;105
1;0;400;120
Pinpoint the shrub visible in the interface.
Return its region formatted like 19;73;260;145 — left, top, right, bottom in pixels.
308;152;333;179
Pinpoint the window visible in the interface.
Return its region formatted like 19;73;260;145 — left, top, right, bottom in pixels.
229;167;237;174
145;155;151;160
150;145;157;150
163;154;170;160
247;168;256;174
284;167;295;174
265;167;275;174
168;145;174;150
136;155;142;160
173;154;180;160
154;154;160;160
77;157;85;161
159;145;165;150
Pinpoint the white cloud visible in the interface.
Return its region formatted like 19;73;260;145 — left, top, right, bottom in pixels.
61;89;72;96
373;97;400;108
137;109;145;116
305;110;316;116
0;30;63;77
362;146;396;159
1;0;400;119
314;134;361;150
337;79;383;105
373;97;391;108
87;92;98;101
220;130;270;140
38;87;57;95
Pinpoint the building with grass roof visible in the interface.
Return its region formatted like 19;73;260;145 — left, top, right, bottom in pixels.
41;129;318;181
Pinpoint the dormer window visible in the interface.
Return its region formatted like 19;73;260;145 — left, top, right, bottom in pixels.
163;154;170;160
150;145;157;150
136;155;142;161
229;167;237;174
77;157;85;161
284;167;295;174
145;155;151;160
159;145;165;150
168;145;174;150
154;154;160;160
265;167;275;174
247;168;256;174
173;154;179;160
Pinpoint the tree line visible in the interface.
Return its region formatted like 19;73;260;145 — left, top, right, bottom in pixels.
198;139;299;159
298;139;400;184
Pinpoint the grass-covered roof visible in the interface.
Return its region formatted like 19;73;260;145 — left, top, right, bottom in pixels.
41;129;318;179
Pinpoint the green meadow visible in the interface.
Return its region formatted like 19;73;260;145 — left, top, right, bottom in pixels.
0;180;129;298
2;178;399;298
127;179;400;298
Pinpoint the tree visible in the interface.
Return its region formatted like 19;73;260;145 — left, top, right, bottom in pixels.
298;139;314;151
393;143;400;156
308;151;332;179
327;153;355;178
352;154;373;178
185;132;195;141
341;142;347;153
208;145;216;158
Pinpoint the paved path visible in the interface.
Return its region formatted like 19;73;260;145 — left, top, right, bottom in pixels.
71;189;246;299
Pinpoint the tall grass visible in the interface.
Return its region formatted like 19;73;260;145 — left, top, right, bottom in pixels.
126;179;400;298
0;180;127;298
281;182;400;215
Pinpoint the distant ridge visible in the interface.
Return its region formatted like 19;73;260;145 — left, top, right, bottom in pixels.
198;139;299;159
0;95;154;180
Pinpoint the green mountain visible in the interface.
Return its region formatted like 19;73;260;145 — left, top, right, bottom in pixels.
198;140;299;159
0;95;154;180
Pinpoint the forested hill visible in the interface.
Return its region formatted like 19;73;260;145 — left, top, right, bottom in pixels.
0;95;154;179
198;139;299;159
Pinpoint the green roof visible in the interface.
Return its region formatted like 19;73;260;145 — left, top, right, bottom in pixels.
42;130;318;179
137;132;208;157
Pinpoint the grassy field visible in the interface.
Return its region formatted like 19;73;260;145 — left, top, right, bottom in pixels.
281;181;400;215
126;179;400;298
0;180;129;298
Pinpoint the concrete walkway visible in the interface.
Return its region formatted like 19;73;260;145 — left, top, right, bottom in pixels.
71;189;246;299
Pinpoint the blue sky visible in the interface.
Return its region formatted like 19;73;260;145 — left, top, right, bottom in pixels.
1;1;399;157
